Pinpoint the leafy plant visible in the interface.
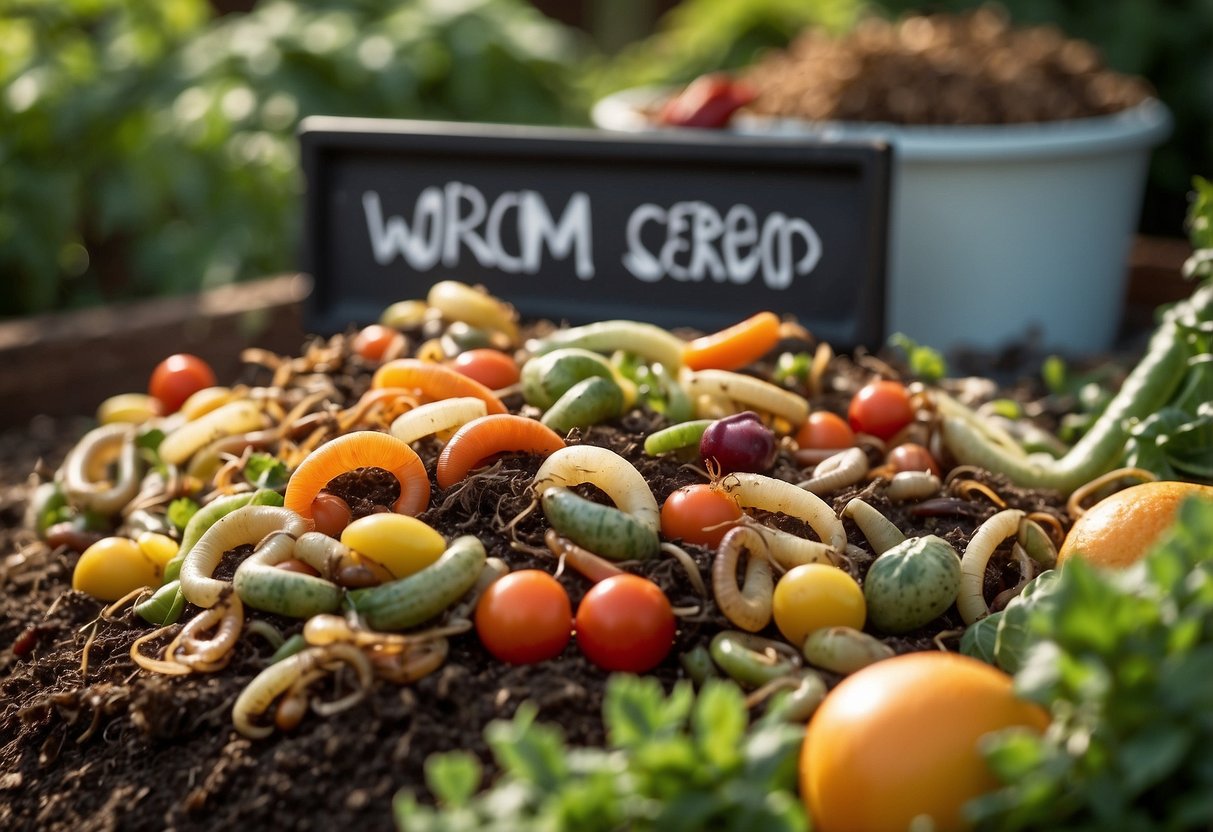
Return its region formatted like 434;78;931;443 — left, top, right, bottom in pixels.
0;0;586;318
585;0;862;100
965;495;1213;830
1183;175;1213;282
394;674;808;832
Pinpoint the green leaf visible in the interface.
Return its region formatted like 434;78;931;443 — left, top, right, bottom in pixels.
1118;724;1190;796
425;752;483;807
485;703;568;792
603;674;692;750
888;332;947;382
166;497;199;531
993;570;1061;674
136;426;166;453
244;452;289;490
960;612;1001;664
692;678;746;770
740;719;804;789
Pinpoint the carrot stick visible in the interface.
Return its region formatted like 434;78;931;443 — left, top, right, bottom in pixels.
371;358;507;414
683;311;781;371
435;414;565;489
284;431;430;517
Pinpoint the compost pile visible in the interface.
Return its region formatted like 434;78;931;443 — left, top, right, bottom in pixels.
0;289;1093;831
741;6;1152;125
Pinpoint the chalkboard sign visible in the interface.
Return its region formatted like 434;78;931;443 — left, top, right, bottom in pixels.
300;117;891;347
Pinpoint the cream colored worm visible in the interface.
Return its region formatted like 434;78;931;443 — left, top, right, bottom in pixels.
683;369;809;427
959;508;1025;625
532;444;660;534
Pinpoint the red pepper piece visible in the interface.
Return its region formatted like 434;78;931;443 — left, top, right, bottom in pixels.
656;73;756;129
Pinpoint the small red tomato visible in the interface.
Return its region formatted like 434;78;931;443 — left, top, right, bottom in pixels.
886;442;940;476
450;348;520;391
149;353;217;414
796;411;857;451
311;493;353;538
352;324;404;362
660;483;742;547
475;570;572;665
575;574;676;673
848;380;914;441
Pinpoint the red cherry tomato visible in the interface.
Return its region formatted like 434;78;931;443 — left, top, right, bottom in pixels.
575;574;676;673
660;484;742;547
148;354;217;414
351;324;404;362
475;570;572;665
311;493;353;538
848;380;914;441
450;349;521;391
796;411;857;450
886;442;940;476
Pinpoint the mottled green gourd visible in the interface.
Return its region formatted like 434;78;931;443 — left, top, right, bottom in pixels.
863;535;962;634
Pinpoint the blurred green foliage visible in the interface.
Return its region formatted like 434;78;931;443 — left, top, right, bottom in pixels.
583;0;862;99
2;0;1208;317
0;0;585;317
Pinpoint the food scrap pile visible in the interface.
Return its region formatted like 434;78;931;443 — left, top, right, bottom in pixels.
4;278;1213;831
658;7;1153;129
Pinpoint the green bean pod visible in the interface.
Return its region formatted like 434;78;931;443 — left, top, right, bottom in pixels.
527;320;685;373
521;348;616;410
163;488;284;583
775;670;828;723
347;535;486;631
709;630;802;689
134;580;186;626
643;419;713;457
541;375;625;434
270;632;308;664
802;626;895;675
541;486;660;561
680;644;719;686
941;282;1213;494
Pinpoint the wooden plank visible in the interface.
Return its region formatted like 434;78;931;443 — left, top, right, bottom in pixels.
0;275;310;427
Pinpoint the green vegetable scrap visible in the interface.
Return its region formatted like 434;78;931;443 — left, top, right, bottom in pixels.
394;674;808;832
965;496;1213;831
941;283;1213;494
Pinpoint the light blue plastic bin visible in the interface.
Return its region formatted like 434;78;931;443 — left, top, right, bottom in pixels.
593;89;1172;353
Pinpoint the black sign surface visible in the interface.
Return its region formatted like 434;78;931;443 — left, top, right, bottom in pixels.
300;117;890;347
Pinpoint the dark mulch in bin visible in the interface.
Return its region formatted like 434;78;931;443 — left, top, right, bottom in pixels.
0;331;1078;832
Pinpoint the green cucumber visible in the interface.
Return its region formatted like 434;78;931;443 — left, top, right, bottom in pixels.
347;535;486;631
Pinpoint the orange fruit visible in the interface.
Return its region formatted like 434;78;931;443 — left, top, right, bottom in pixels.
800;652;1049;832
1057;480;1213;569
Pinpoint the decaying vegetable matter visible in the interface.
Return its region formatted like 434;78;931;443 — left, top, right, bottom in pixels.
14;268;1213;831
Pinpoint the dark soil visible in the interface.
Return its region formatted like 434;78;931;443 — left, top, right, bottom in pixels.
0;334;1074;831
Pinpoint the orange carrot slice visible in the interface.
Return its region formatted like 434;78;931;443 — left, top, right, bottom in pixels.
435;414;565;489
371;358;507;414
683;311;781;371
285;431;430;518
